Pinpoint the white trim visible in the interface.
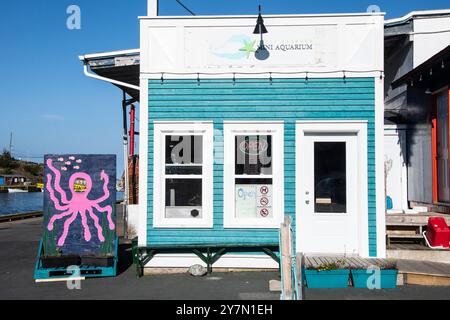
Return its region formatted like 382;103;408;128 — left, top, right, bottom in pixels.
140;12;385;20
143;253;279;269
295;120;369;257
147;0;158;17
141;73;384;81
385;9;450;25
153;122;214;228
375;75;386;258
78;49;140;61
221;120;284;124
294;120;368;125
153;120;214;124
137;79;149;247
81;64;140;91
384;124;408;130
223;122;284;229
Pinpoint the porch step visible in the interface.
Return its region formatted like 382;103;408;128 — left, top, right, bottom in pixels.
387;212;450;225
387;245;450;264
397;260;450;286
386;222;425;245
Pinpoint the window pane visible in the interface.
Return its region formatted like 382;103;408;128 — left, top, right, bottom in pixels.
165;179;202;218
235;135;272;175
314;142;346;213
165;135;203;165
235;179;273;219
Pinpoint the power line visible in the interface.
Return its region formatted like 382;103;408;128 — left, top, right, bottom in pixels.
175;0;196;16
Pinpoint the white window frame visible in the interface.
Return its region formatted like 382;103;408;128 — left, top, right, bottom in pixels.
153;121;213;228
223;121;284;228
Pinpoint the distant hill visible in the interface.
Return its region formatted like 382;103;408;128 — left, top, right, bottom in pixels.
0;150;43;183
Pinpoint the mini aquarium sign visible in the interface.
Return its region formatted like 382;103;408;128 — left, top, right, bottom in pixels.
42;154;116;258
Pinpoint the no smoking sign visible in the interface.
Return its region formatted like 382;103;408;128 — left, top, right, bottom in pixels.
260;208;269;217
260;197;269;206
260;186;269;195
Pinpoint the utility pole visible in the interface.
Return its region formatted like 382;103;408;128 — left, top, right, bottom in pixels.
9;132;12;154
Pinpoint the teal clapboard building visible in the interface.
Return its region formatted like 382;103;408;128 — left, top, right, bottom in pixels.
137;12;386;269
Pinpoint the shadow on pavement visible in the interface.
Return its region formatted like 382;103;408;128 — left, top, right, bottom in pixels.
116;242;133;276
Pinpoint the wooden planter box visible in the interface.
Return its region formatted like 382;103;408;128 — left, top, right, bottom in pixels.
81;256;115;267
304;269;350;288
351;269;398;289
41;256;81;269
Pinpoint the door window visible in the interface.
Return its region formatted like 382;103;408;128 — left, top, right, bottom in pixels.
314;142;347;213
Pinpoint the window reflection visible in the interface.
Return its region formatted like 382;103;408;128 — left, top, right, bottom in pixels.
235;135;272;175
314;142;347;213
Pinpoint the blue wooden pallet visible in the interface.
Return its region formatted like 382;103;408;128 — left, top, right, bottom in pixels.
34;237;118;280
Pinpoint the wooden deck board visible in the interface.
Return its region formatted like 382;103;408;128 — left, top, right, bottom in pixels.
388;243;450;251
303;255;395;270
398;260;450;277
302;254;450;285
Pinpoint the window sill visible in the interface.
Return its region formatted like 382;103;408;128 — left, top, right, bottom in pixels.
153;221;214;229
223;220;282;229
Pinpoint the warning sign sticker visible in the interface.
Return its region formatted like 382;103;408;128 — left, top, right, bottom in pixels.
259;197;269;206
260;208;270;217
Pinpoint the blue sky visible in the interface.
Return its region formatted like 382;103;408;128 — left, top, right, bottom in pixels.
0;0;449;175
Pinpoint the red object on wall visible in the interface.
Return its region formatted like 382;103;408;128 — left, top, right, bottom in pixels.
129;105;136;156
426;217;450;248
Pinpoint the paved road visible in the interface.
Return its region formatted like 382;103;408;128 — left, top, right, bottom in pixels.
0;217;279;300
1;217;450;300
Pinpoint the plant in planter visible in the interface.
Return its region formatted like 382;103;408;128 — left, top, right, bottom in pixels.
304;259;350;289
350;259;398;289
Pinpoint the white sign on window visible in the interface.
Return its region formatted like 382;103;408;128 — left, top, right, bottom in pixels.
235;184;273;218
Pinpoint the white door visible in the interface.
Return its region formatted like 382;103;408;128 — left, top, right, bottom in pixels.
384;126;408;212
297;132;359;255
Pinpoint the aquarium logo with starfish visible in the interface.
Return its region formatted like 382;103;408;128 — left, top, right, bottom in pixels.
210;35;258;60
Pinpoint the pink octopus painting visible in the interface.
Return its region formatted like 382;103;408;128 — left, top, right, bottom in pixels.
45;158;115;247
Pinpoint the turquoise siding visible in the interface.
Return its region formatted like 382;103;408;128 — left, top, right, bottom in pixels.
147;78;377;257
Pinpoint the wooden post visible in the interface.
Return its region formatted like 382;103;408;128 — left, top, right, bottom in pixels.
281;216;292;300
296;253;305;300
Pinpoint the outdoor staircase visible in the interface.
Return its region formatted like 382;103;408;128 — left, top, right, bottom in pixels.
386;212;450;264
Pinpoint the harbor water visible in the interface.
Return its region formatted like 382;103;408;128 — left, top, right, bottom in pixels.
0;192;124;216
